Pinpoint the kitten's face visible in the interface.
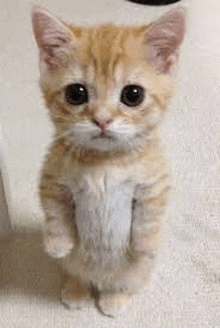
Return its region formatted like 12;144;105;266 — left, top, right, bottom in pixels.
32;7;186;153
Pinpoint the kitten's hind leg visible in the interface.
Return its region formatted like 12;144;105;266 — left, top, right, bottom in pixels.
61;276;94;310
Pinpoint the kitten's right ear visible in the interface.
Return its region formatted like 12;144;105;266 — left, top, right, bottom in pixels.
31;6;73;74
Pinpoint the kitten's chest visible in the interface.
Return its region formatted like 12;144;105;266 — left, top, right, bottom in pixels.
66;166;136;251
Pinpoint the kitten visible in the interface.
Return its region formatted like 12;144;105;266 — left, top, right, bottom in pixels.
32;6;186;316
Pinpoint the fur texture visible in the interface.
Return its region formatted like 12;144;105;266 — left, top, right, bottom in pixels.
32;6;186;316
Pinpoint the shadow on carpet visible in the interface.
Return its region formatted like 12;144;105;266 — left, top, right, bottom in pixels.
0;224;63;304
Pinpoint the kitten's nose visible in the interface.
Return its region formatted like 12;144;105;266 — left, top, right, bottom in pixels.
92;116;113;133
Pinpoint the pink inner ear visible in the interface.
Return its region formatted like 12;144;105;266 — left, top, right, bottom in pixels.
148;9;186;45
32;8;71;71
145;9;186;73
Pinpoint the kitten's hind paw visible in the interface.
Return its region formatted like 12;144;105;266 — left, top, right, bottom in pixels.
61;277;94;310
98;292;132;317
44;236;74;258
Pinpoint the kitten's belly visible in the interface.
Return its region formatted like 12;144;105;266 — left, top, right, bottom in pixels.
74;181;134;257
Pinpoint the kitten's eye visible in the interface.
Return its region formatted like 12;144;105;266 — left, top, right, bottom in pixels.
65;84;88;105
120;85;145;107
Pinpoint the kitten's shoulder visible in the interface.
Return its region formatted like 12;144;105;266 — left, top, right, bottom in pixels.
41;138;72;175
138;137;171;182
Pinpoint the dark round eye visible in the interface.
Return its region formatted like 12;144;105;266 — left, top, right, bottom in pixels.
65;84;88;105
120;85;145;107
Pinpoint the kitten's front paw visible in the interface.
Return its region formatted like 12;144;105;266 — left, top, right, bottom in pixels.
44;235;74;259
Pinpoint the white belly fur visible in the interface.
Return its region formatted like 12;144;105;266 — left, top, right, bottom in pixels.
67;167;135;261
75;181;133;250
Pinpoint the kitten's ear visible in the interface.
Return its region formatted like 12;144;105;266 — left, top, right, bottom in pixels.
31;6;73;73
144;8;186;74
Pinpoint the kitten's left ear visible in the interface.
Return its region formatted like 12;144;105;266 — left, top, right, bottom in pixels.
144;8;187;74
31;6;74;74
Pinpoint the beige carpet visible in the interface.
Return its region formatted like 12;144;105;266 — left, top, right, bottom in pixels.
1;0;220;326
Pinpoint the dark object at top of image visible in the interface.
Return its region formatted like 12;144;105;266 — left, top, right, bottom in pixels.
127;0;181;5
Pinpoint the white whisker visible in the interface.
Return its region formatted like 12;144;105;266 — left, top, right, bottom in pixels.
52;117;146;152
53;128;74;142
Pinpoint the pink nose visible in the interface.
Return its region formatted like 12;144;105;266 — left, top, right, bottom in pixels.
92;116;113;133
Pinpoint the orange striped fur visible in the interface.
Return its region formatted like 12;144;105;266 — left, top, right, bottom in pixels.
32;6;186;316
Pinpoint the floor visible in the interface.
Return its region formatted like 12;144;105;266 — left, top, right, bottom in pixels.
0;0;220;326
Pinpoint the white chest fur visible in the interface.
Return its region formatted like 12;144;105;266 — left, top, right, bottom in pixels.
66;166;137;255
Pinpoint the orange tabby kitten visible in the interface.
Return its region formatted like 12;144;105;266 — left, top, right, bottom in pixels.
32;6;186;316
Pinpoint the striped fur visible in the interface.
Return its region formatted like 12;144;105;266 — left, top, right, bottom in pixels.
32;6;186;315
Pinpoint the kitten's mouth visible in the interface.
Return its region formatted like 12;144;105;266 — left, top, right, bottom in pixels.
92;133;115;140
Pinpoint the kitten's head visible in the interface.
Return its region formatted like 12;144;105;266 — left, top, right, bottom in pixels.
32;6;186;153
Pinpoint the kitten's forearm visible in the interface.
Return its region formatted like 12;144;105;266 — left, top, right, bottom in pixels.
39;171;77;258
131;172;171;254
